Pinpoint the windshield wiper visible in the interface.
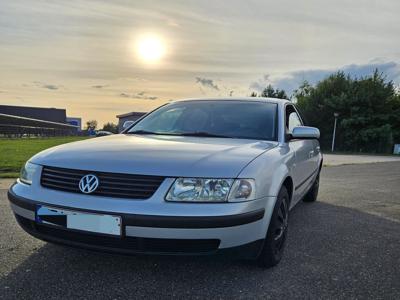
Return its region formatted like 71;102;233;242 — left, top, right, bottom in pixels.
178;131;231;138
128;130;231;138
127;130;161;135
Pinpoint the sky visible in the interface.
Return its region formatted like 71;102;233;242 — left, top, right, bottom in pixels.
1;0;400;126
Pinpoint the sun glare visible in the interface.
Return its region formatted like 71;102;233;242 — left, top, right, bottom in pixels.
136;35;166;63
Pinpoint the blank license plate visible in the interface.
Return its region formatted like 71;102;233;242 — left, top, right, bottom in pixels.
36;205;122;236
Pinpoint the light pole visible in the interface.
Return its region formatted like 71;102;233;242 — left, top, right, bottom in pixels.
331;112;339;152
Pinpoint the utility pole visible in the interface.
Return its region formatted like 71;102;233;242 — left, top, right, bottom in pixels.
331;112;339;152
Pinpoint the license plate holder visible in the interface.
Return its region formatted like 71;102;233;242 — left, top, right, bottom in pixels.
36;205;122;236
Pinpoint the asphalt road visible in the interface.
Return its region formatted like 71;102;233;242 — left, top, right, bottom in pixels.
1;162;399;299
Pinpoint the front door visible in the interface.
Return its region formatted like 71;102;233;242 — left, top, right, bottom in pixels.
286;105;315;204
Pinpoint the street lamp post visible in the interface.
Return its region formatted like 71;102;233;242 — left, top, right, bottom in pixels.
331;112;339;152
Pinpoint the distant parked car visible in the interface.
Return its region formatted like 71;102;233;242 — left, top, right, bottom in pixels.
95;130;113;137
8;97;322;268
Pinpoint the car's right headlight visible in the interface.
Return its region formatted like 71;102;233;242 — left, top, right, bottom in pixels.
165;178;256;202
20;162;39;185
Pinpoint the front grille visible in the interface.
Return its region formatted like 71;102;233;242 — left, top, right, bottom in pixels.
41;166;164;199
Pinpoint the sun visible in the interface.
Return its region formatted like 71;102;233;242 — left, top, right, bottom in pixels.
136;35;166;64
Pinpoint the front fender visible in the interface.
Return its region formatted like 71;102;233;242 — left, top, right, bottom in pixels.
237;145;295;198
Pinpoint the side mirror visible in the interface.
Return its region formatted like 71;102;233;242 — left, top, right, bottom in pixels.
122;120;135;130
291;126;320;140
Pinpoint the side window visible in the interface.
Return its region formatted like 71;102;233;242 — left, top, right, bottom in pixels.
295;107;308;126
288;112;302;132
285;105;302;133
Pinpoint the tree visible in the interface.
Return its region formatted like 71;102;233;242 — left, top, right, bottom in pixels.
255;84;289;99
294;70;400;153
293;80;312;99
85;120;98;130
102;122;118;133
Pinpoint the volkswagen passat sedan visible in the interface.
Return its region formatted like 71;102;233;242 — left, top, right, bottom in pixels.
8;98;322;267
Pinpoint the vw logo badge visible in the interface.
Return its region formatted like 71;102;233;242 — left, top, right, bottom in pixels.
79;174;99;194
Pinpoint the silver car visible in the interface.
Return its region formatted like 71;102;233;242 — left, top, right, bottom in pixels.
8;97;322;267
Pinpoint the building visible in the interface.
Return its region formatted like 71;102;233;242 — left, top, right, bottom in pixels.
0;105;67;123
0;104;79;137
66;117;82;131
116;111;146;132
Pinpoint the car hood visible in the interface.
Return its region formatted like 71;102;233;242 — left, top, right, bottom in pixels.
31;134;278;178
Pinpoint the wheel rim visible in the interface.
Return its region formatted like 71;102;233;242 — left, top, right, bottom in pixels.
273;198;288;252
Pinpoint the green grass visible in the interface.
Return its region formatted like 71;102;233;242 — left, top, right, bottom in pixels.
0;137;88;178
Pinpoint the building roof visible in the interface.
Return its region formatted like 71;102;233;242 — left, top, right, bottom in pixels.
0;104;67;123
0;113;78;129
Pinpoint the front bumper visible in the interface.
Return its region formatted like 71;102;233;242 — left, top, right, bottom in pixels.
8;182;276;258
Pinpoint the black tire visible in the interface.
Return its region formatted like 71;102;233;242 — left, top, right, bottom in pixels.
302;172;320;202
257;186;289;268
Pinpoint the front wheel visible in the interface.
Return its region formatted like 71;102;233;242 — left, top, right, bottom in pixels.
256;186;289;268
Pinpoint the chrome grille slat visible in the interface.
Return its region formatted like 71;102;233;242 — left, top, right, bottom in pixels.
41;166;164;199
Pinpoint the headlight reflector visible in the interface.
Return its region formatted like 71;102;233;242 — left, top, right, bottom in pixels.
20;162;39;185
166;178;256;202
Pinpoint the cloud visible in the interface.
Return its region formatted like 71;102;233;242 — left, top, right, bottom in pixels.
280;61;400;94
92;85;108;89
195;77;219;90
250;61;400;95
32;81;61;90
166;19;180;27
119;91;158;100
249;74;271;92
42;84;59;90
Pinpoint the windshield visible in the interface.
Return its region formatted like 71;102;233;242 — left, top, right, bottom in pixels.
127;100;278;141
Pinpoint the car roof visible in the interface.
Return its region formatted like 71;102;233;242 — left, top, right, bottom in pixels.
172;97;291;105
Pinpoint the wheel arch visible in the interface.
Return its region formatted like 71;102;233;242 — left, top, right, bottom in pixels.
281;176;294;205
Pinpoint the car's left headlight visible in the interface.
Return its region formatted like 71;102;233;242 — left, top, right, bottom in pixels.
20;162;39;185
165;178;256;202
